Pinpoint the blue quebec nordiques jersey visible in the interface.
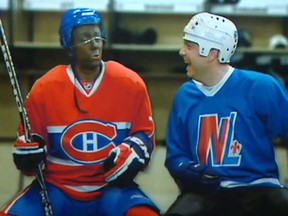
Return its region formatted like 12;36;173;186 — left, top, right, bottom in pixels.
165;67;288;188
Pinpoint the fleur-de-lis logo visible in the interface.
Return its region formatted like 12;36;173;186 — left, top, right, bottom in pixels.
230;140;242;155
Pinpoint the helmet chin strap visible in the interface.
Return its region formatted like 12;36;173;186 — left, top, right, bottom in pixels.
71;63;88;113
73;83;88;113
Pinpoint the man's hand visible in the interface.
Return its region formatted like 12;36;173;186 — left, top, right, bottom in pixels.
103;136;151;186
174;162;221;195
13;134;46;173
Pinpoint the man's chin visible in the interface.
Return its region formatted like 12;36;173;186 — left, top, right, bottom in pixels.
186;71;194;79
85;61;101;70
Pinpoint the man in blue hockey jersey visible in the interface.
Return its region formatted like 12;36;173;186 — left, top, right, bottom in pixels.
164;12;288;216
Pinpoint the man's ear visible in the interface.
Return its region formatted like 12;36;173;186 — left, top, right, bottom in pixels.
208;49;219;62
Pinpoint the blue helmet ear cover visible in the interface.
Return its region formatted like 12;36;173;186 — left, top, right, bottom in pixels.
59;8;106;49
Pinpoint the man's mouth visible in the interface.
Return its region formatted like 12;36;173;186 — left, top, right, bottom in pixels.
185;61;191;67
92;53;100;60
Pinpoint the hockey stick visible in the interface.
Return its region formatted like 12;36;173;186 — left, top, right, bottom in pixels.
0;18;53;216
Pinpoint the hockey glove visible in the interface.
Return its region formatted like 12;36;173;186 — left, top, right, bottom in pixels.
103;136;150;186
13;134;46;173
174;162;220;195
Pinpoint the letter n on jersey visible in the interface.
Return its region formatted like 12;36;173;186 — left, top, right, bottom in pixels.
197;112;242;166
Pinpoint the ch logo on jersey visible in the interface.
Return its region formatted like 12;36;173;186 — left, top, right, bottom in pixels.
61;120;116;164
197;112;242;166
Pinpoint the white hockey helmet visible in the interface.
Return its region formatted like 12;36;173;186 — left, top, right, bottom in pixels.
183;12;238;63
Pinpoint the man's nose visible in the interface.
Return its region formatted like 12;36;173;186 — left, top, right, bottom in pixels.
179;47;185;56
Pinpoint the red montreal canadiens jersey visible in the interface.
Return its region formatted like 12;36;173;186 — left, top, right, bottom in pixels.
19;61;155;201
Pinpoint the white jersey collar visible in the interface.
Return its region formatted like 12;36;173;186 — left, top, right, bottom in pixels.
66;61;105;97
193;66;234;97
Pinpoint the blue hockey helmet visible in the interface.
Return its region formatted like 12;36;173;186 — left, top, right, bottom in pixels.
59;8;106;49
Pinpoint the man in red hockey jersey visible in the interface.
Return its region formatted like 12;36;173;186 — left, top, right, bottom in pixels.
1;8;160;216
